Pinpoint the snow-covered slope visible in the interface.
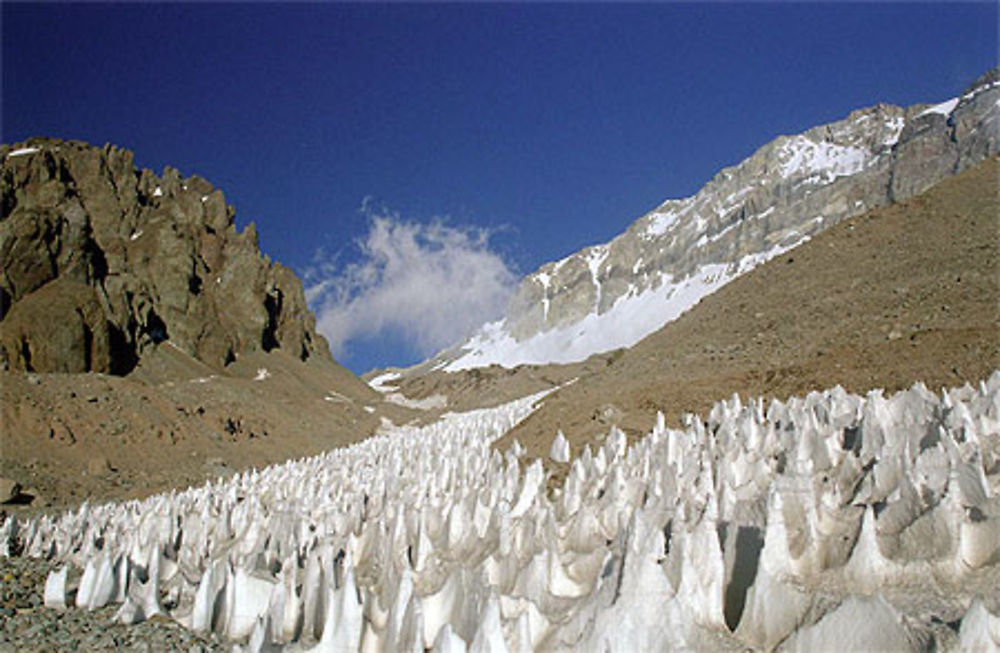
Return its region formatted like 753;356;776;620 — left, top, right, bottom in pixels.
4;375;999;650
451;242;796;369
430;71;1000;372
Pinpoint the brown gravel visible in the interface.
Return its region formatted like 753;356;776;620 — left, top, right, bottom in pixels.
0;554;224;652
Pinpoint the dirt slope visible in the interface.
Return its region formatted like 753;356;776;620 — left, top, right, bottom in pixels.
0;345;397;510
494;156;1000;461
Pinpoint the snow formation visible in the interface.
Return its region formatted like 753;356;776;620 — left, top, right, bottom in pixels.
3;376;1000;651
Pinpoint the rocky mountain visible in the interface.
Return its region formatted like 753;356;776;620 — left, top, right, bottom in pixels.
1;138;328;374
0;139;419;509
426;68;999;372
375;153;998;461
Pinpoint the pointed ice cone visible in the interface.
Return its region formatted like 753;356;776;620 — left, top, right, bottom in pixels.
300;547;325;640
114;559;163;625
271;557;300;643
734;566;813;651
247;614;281;653
191;561;221;634
113;554;129;604
215;563;237;638
958;601;1000;651
550;431;571;463
310;563;365;652
310;595;341;653
470;594;509;653
512;610;532;653
780;595;913;651
843;506;894;589
141;546;164;621
423;569;465;647
434;623;469;653
75;556;99;609
385;569;417;651
79;552;116;611
399;588;426;653
676;512;726;629
510;461;542;519
228;567;278;640
43;565;68;610
333;565;365;652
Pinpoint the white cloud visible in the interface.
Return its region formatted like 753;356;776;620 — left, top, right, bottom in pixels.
306;209;518;365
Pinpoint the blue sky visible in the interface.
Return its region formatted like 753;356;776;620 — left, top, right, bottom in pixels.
3;3;996;374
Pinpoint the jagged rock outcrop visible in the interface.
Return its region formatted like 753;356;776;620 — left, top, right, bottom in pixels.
435;68;1000;371
0;138;331;374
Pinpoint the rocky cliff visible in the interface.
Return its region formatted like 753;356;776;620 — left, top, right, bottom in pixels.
434;68;1000;371
1;138;329;375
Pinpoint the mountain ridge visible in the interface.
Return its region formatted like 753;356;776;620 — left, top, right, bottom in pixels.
412;68;999;374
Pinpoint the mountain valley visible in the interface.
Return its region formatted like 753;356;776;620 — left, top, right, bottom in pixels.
1;69;998;652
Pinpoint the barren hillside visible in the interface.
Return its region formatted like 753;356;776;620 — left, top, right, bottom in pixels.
494;156;1000;461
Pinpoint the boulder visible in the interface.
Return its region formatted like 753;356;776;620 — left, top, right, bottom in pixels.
0;478;21;503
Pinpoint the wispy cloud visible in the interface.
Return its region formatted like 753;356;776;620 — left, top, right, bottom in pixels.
306;206;518;366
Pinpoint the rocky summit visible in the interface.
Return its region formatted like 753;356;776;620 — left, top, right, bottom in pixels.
1;138;328;375
427;68;1000;371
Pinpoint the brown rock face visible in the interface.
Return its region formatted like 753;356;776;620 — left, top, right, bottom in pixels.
1;278;112;373
0;138;331;374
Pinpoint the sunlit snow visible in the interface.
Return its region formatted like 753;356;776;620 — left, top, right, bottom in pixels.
6;147;40;158
776;137;868;181
367;372;401;393
4;376;998;651
446;239;804;371
918;97;960;118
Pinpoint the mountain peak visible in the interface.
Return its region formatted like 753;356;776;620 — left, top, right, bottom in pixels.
1;138;331;374
963;66;999;96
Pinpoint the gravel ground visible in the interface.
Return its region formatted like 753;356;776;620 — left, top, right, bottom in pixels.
0;555;226;652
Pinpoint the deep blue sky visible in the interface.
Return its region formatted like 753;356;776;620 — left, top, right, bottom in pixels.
4;3;996;373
